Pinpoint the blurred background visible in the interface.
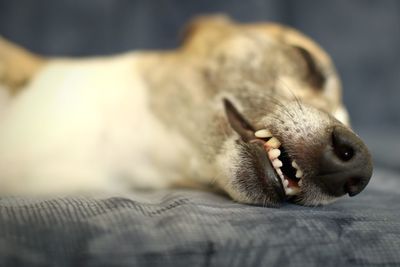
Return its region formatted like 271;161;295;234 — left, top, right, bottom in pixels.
0;0;399;169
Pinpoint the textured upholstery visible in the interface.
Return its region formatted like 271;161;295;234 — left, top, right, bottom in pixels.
0;168;399;267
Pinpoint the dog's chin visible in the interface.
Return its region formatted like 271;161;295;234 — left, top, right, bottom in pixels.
289;183;341;207
216;138;285;207
232;141;286;207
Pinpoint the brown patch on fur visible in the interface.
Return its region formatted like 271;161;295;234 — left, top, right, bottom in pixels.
0;36;45;94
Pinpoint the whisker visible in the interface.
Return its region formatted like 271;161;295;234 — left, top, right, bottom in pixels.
277;77;305;114
266;94;295;119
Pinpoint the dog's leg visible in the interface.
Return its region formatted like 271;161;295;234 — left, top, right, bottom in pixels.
0;37;45;94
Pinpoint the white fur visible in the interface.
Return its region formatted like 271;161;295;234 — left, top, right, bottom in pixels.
0;53;193;195
0;85;10;120
216;138;241;198
333;106;350;126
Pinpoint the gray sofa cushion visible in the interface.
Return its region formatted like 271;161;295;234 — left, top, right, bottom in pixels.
0;167;399;267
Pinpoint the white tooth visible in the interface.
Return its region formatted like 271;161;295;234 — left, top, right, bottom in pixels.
277;170;284;180
298;180;303;187
266;137;281;148
255;129;273;138
283;179;289;187
292;161;299;169
272;159;283;168
285;187;301;196
268;149;281;160
295;169;303;178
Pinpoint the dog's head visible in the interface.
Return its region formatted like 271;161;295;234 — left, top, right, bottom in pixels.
182;16;373;206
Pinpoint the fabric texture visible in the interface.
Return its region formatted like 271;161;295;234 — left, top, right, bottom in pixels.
0;167;399;267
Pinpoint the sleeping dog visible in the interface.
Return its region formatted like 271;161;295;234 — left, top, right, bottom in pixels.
0;16;372;206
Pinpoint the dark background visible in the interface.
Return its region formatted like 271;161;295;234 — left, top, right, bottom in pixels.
0;0;399;168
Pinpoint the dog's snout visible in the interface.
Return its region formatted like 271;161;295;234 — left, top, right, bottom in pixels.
316;126;373;197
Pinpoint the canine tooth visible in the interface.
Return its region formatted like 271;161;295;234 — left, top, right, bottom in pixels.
268;149;281;160
295;169;303;178
292;161;299;169
272;159;283;168
255;129;272;138
276;168;283;176
266;137;281;148
285;187;301;196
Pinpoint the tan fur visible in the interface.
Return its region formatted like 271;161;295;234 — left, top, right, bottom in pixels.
0;37;45;94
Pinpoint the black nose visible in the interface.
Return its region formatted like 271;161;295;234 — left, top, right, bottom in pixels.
317;126;373;197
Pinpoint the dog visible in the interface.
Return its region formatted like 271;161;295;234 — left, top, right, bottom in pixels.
0;16;372;206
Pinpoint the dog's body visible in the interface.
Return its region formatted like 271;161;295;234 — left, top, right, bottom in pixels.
0;16;372;206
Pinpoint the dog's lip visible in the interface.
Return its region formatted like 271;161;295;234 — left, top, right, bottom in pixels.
266;157;287;198
250;139;286;199
250;131;304;198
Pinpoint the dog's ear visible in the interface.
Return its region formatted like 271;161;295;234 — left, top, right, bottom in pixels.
292;45;326;89
252;23;330;90
180;15;232;46
223;98;255;142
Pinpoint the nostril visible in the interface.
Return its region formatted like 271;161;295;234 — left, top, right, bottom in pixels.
345;177;362;197
332;130;354;161
334;143;354;161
